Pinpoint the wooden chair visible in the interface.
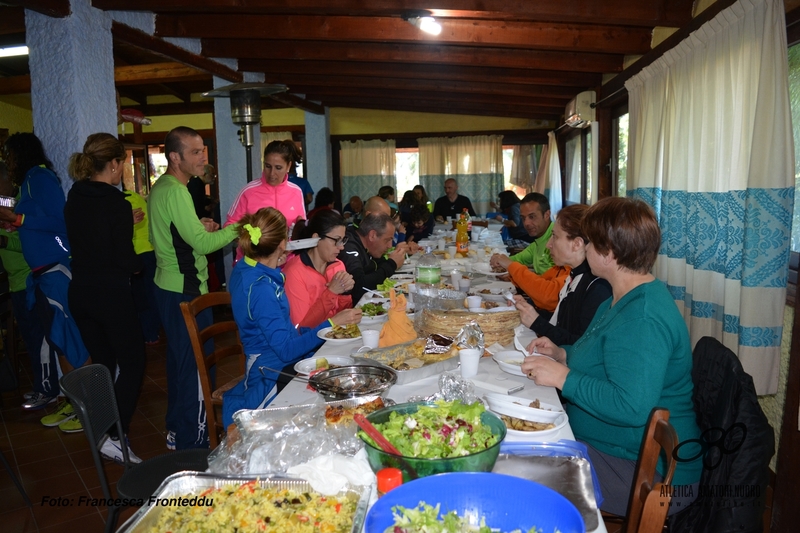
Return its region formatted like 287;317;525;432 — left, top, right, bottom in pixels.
180;291;244;449
622;407;679;533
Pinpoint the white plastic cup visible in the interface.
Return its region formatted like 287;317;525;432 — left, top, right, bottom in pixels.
447;245;457;257
476;248;486;260
459;348;482;378
362;329;380;349
437;239;446;251
458;278;471;291
466;295;482;308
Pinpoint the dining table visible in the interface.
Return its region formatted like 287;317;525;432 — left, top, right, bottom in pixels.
269;261;609;533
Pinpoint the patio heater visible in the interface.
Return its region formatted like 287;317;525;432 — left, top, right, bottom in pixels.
203;83;287;182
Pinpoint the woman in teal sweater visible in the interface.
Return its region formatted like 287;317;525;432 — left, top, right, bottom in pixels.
524;197;702;516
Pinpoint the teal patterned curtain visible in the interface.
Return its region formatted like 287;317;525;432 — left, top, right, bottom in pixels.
625;0;793;394
339;139;397;205
418;135;504;215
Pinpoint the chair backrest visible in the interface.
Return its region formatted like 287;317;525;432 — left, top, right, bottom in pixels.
624;407;679;533
179;291;244;448
59;364;128;501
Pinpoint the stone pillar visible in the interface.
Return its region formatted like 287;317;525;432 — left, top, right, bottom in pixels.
304;108;333;193
26;0;117;195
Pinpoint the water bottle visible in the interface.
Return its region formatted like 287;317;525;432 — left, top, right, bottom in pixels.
415;246;441;290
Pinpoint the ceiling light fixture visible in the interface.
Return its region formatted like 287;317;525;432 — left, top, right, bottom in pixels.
0;45;29;58
402;10;442;36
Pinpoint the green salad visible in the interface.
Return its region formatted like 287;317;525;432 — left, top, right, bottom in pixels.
360;302;387;317
377;279;397;294
387;502;541;533
359;401;499;459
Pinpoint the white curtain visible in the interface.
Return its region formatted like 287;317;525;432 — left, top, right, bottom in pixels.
510;145;542;192
260;131;294;167
339;139;397;204
625;0;793;394
534;131;563;216
418;134;504;215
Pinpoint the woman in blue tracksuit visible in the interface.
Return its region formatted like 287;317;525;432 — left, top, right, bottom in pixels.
222;207;361;427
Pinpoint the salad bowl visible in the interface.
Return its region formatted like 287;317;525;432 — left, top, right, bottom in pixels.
358;401;506;481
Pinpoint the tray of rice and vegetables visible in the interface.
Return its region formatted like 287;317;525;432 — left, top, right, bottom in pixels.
117;473;371;533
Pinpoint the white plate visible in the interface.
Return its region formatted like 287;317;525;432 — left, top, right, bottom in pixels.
470;305;516;313
498;412;569;441
470;284;516;303
492;350;526;376
473;264;508;277
285;237;320;251
471;280;514;291
357;301;389;323
484;392;563;423
317;327;362;344
294;356;355;376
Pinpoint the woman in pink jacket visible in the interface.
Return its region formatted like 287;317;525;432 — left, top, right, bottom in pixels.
226;139;306;238
283;210;355;328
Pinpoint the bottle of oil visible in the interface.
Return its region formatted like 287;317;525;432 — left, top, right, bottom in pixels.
456;213;469;255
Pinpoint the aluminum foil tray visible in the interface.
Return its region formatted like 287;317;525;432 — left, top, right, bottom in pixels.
116;472;371;533
352;354;458;386
492;454;599;531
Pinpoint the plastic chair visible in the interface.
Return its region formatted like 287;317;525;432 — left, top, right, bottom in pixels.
60;364;210;533
623;408;679;533
180;291;244;448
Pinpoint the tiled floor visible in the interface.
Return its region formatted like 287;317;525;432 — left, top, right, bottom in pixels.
0;317;239;533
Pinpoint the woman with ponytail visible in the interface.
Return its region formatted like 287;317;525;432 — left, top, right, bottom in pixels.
65;132;145;463
222;207;361;427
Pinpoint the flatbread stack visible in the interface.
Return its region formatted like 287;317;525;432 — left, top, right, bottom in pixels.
418;309;520;346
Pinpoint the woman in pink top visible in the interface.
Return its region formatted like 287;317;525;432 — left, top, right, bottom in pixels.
283;210;354;328
226;139;306;233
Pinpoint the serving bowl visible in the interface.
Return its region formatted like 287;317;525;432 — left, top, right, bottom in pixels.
359;401;506;481
365;472;584;533
308;365;396;402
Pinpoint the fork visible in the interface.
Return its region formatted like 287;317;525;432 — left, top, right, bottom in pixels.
503;291;516;306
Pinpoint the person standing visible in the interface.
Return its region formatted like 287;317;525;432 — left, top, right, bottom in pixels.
65;133;145;463
148;126;238;450
0;133;89;433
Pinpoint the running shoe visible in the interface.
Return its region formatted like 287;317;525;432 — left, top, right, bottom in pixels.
100;435;142;464
58;416;83;433
22;392;57;411
40;401;75;427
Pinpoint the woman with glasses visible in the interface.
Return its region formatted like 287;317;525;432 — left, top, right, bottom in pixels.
225;140;306;261
283;210;356;328
223;207;361;426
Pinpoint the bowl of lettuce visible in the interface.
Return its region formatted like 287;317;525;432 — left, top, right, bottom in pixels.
358;400;506;481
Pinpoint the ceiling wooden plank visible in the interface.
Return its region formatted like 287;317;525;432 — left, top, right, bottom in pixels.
203;39;624;74
266;74;578;99
0;7;24;35
157;14;652;55
124;101;215;116
114;62;210;85
269;93;324;115
2;0;69;18
0;74;30;95
238;59;601;88
93;0;693;27
111;21;242;83
319;97;561;120
117;87;148;105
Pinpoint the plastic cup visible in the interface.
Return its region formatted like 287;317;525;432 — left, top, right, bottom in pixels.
466;295;482;308
458;278;471;291
362;330;380;349
437;239;446;251
476;248;486;260
459;348;482;378
447;245;457;257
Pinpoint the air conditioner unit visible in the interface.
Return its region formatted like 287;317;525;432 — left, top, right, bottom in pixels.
564;90;596;128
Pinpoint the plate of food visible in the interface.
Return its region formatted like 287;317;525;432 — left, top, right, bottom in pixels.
285;237;320;251
317;324;362;344
294;355;355;376
471;262;508;277
483;392;563;423
492;350;526;376
471;285;516;303
358;301;389;324
497;412;569;441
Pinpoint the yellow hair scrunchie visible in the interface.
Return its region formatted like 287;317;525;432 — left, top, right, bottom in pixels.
243;223;262;245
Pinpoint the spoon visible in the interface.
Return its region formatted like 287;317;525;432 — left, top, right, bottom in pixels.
353;414;402;455
503;291;516;306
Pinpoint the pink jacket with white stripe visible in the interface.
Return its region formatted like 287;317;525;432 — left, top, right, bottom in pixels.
225;170;307;229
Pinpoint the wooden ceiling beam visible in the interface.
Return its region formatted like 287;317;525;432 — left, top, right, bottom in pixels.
93;0;693;28
320;97;561;120
238;59;600;88
0;74;30;95
117;87;149;105
204;39;623;74
0;7;24;35
268;93;324;115
124;98;293;117
2;0;69;18
114;62;210;85
111;22;242;83
157;14;651;55
267;74;578;99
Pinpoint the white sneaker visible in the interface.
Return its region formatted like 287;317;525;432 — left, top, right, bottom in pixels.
99;435;142;464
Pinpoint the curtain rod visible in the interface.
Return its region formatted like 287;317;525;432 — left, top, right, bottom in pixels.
590;86;627;109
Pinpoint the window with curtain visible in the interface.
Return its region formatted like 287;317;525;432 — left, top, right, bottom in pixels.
417;135;504;215
564;134;582;205
788;42;800;252
614;113;630;197
339;139;397;205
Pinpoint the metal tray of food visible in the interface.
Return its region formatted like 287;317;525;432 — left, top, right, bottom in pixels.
116;472;372;533
352;354;458;386
492;454;599;531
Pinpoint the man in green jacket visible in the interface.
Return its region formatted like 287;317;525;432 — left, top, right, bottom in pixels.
490;192;555;275
148;126;238;450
